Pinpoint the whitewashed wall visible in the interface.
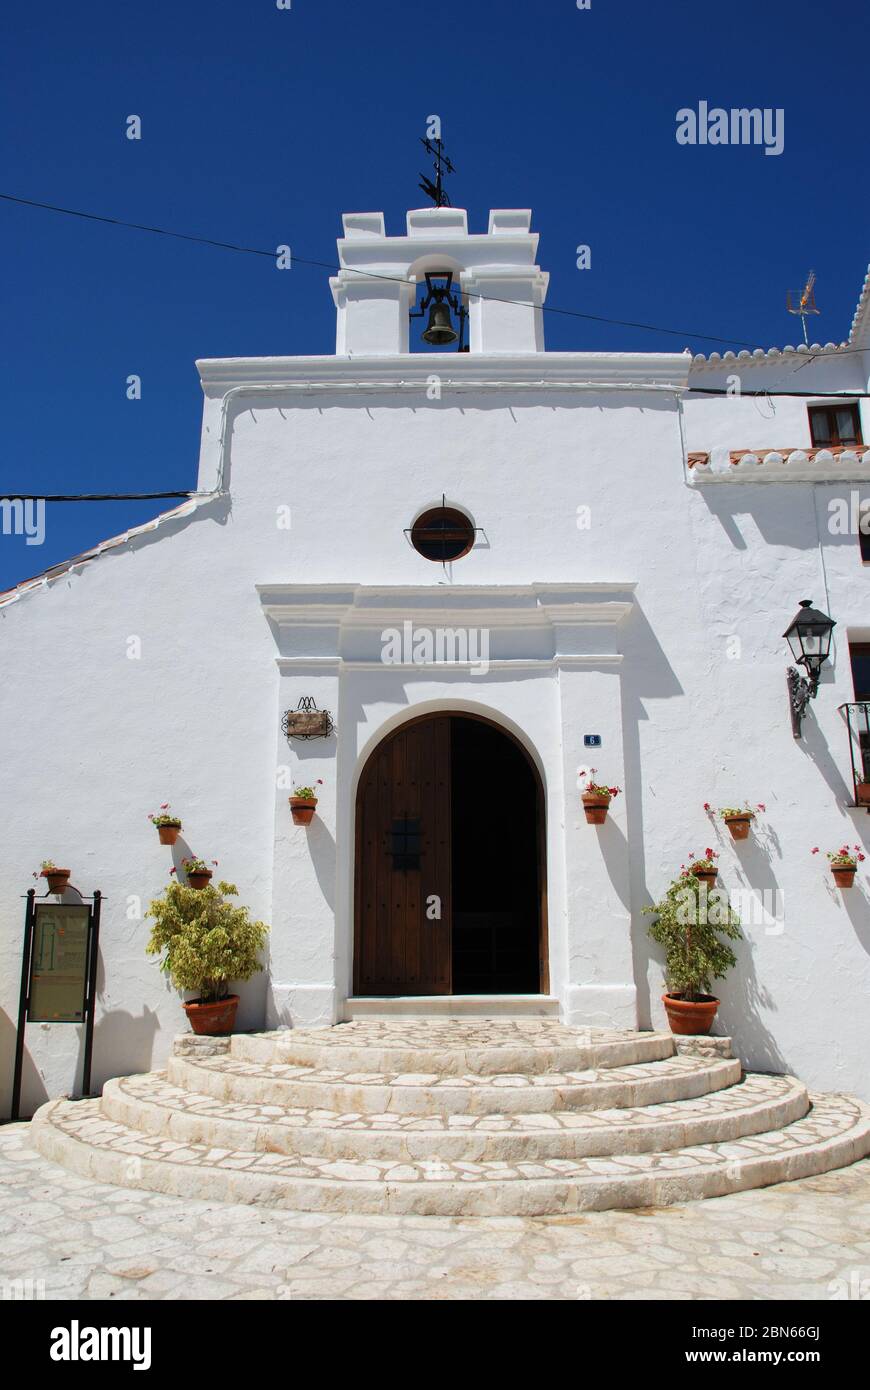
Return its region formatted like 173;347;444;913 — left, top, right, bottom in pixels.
2;345;869;1113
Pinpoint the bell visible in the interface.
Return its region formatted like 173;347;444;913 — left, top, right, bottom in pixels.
421;297;458;346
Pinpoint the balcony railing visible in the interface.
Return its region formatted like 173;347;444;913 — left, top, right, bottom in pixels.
838;703;870;810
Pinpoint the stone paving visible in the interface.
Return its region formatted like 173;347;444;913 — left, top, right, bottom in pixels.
2;1123;870;1300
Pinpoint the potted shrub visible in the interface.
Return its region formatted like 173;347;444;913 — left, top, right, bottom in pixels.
146;877;269;1035
148;803;183;846
644;870;742;1034
681;849;719;888
705;801;765;841
812;844;865;889
171;857;218;890
855;778;870;807
578;768;621;824
34;860;70;894
290;779;323;826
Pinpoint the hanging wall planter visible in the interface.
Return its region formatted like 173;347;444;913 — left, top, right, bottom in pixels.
149;804;183;845
705;802;765;842
812;844;865;888
682;850;719;889
578;769;621;825
36;862;70;894
175;857;218;890
723;815;752;841
813;845;864;888
856;781;870;807
290;780;322;826
832;865;857;889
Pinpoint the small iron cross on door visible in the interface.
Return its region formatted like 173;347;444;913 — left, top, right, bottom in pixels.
390;817;422;871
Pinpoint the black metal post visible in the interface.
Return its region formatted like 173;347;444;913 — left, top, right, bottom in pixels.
10;890;36;1122
79;890;102;1099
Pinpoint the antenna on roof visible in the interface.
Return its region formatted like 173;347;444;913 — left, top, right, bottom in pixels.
418;137;455;208
787;271;820;346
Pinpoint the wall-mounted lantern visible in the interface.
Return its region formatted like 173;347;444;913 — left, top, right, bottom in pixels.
783;598;836;738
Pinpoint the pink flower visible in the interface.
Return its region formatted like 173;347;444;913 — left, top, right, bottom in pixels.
811;847;819;854
169;867;176;875
757;803;766;812
703;802;711;812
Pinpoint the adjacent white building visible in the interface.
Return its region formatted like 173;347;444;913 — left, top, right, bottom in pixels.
3;203;869;1116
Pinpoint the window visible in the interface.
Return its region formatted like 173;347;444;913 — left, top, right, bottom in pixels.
409;507;475;562
809;403;862;448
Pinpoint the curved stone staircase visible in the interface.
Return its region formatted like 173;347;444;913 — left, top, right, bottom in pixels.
31;1020;870;1217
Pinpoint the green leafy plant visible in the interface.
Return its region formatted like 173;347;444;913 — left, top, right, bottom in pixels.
148;802;182;828
704;801;765;819
171;856;217;878
812;844;865;868
643;870;741;1001
146;880;269;1003
33;860;68;880
680;849;718;876
292;780;322;800
578;767;621;798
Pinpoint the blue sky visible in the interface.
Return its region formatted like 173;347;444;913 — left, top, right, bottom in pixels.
1;0;867;589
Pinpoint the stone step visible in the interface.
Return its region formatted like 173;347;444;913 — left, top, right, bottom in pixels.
343;995;561;1019
99;1070;810;1163
165;1051;742;1116
31;1092;870;1217
232;1021;676;1076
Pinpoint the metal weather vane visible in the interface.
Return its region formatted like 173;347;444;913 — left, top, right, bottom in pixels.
418;137;455;207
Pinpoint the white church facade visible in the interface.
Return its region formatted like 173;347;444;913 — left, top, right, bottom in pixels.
3;203;870;1117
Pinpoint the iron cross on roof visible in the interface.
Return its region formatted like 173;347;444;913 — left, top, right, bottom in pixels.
418;136;455;208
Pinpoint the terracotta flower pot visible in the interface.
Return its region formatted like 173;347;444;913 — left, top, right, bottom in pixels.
692;867;718;888
723;815;752;841
832;865;857;888
186;869;213;890
157;822;182;845
662;992;720;1036
856;784;870;806
41;868;71;894
581;792;611;825
290;796;318;826
183;994;239;1036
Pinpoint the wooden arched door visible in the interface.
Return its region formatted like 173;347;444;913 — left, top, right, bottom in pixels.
353;713;546;996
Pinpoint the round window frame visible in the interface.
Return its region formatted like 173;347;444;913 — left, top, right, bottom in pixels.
409;506;476;563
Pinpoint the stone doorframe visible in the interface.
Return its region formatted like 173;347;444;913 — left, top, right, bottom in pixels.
257;583;637;1030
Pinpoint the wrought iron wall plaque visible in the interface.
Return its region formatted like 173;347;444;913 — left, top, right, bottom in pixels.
282;697;334;741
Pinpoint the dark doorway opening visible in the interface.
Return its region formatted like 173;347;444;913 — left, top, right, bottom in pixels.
353;712;546;997
450;717;541;993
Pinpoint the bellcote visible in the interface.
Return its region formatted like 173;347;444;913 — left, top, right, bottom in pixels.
329;207;549;356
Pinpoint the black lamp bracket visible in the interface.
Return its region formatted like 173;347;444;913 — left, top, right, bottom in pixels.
787;665;819;738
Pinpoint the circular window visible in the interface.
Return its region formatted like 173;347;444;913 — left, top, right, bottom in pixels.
410;507;475;562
